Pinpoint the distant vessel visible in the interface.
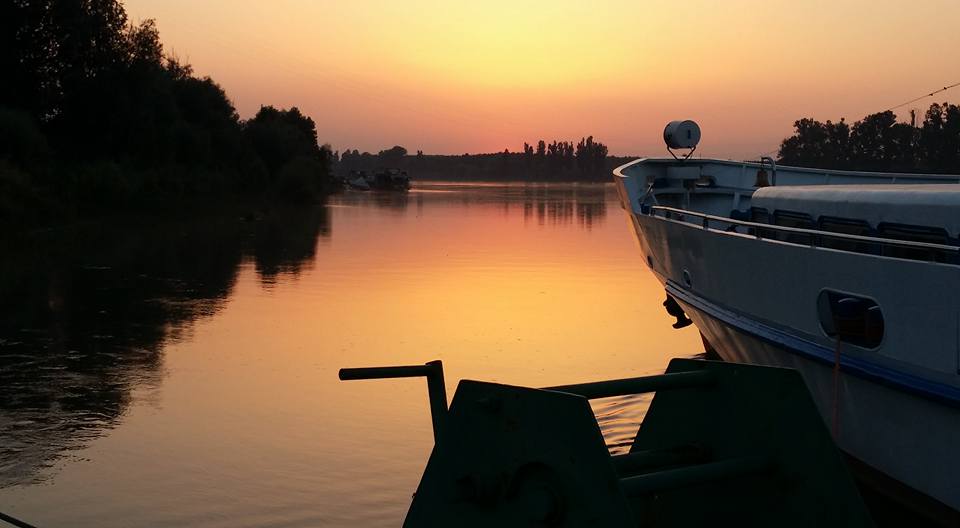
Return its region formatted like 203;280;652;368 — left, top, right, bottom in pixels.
346;172;371;190
614;121;960;520
346;169;411;191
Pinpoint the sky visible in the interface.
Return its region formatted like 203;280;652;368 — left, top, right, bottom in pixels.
124;0;960;158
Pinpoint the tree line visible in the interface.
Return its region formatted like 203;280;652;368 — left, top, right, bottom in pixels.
0;0;334;229
336;137;629;181
778;103;960;172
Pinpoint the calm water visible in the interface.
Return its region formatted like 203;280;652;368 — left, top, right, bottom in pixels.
0;182;701;527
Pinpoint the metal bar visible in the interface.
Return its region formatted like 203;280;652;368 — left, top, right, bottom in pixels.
611;445;710;478
614;156;960;182
650;206;960;253
619;456;773;496
543;370;714;399
423;360;448;445
339;361;448;445
339;365;436;380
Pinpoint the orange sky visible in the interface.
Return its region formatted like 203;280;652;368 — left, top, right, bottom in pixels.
125;0;959;158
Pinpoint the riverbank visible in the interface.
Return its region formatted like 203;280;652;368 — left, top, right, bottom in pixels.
0;159;334;235
337;150;636;183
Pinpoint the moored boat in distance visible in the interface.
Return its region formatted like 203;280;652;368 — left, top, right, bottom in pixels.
345;168;411;191
614;121;960;522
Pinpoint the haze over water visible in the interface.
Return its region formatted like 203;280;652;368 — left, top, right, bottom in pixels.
0;183;701;527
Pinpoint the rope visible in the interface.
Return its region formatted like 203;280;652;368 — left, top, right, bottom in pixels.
758;146;779;158
831;337;842;441
885;81;960;112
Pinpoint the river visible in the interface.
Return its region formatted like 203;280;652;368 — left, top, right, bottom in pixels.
0;182;702;527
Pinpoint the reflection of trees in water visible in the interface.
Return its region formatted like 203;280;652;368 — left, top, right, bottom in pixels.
333;190;410;213
251;208;331;285
0;207;329;487
372;182;610;229
517;184;608;229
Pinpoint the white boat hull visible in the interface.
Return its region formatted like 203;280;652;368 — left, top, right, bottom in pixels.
675;288;960;511
628;209;960;512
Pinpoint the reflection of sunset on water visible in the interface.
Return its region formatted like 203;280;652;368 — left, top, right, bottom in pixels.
0;183;700;526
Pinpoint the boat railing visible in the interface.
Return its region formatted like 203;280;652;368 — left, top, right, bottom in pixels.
614;157;960;183
648;205;960;258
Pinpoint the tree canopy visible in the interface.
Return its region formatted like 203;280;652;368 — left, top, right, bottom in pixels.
0;0;333;226
337;137;620;181
778;103;960;173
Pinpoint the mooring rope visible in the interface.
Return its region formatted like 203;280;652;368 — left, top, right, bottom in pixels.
885;81;960;112
831;337;842;440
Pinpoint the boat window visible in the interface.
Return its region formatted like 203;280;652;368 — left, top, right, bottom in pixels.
773;210;815;244
729;209;750;221
877;223;953;263
817;290;884;349
773;210;815;229
737;207;959;266
747;207;776;238
819;217;872;236
818;217;878;254
878;223;949;243
749;207;769;223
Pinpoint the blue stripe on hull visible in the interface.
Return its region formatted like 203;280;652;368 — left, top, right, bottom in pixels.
666;281;960;408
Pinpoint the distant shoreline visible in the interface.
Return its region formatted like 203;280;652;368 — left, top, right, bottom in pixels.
410;178;615;184
409;173;622;183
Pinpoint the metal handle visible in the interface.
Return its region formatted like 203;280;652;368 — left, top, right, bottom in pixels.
339;360;448;445
543;370;714;399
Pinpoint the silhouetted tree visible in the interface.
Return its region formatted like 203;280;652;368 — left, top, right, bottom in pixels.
778;103;960;173
576;136;608;175
0;0;129;121
779;118;851;169
244;106;321;174
0;0;335;225
377;145;408;167
522;142;534;168
242;106;331;200
920;103;960;171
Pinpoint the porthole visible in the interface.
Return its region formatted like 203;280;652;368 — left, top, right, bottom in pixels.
817;290;884;349
682;269;692;288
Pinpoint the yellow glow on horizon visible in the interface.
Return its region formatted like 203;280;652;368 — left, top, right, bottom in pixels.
125;0;960;158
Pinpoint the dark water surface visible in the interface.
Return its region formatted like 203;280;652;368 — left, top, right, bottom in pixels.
0;182;701;527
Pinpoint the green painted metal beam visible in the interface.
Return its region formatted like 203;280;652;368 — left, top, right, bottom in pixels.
543;370;714;399
620;456;774;496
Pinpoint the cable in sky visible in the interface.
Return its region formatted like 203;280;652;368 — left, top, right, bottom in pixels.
886;81;960;112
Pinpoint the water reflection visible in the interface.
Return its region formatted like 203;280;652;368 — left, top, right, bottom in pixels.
517;185;607;229
0;182;703;528
0;184;609;489
0;207;329;486
334;189;411;212
335;182;608;229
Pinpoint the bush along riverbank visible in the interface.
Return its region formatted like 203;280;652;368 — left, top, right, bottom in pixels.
0;1;335;231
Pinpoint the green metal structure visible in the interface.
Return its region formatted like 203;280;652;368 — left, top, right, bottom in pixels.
340;358;873;527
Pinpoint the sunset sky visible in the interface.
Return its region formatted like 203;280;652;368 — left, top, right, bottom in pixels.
125;0;960;158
